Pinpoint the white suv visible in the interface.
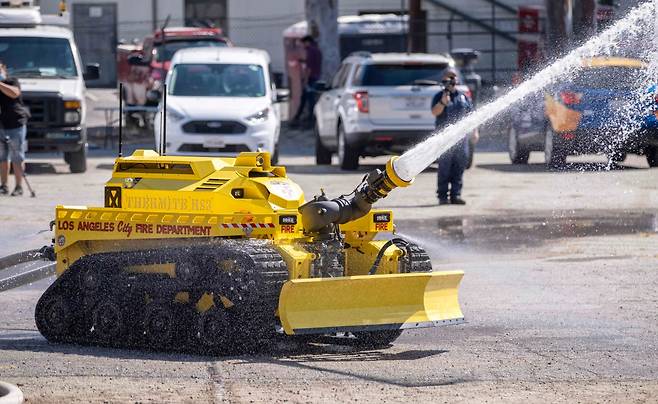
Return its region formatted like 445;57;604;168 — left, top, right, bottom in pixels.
154;47;285;162
314;52;469;169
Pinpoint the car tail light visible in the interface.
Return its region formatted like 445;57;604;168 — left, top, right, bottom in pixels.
353;91;369;113
561;132;575;140
654;93;658;103
560;91;582;105
464;87;473;102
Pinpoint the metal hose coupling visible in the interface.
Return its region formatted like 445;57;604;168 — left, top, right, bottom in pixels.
363;156;413;203
299;156;413;233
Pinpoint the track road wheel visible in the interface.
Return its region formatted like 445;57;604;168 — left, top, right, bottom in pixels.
142;303;176;350
175;260;205;284
78;267;102;295
338;123;359;170
35;294;74;342
544;127;566;169
646;145;658;167
508;126;530;164
91;300;125;344
315;123;332;165
195;307;230;354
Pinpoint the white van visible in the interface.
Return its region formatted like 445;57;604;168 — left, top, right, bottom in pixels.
154;47;286;163
0;5;99;173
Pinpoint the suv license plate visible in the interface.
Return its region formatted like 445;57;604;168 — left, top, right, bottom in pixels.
403;97;426;109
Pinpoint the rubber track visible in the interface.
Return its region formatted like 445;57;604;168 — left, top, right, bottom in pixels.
34;240;288;354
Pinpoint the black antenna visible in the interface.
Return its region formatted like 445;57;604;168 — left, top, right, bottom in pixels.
118;82;123;157
162;83;167;155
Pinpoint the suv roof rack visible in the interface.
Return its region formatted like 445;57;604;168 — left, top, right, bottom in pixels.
348;51;372;58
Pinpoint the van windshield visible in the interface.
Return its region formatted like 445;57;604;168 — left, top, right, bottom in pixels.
169;63;266;97
0;37;78;78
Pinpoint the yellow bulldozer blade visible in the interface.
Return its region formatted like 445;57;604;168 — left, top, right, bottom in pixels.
278;271;464;335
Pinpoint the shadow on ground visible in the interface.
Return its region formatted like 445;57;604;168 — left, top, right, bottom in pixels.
0;329;445;368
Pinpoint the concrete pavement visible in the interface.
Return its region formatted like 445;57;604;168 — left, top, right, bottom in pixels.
0;89;656;402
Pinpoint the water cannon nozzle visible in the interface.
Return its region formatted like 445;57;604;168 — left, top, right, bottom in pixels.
299;156;413;233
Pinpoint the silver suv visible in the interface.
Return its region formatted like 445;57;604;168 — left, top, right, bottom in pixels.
313;52;469;169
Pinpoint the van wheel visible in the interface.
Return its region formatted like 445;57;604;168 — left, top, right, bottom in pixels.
337;123;359;170
315;123;332;165
544;127;566;169
646;146;658;167
66;146;87;173
508;126;530;164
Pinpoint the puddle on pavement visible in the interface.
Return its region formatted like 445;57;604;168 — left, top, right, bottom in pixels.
396;211;657;252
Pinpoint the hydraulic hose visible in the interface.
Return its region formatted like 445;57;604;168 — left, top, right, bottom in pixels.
367;238;415;275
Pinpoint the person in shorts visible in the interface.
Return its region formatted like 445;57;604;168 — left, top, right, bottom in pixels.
0;61;29;196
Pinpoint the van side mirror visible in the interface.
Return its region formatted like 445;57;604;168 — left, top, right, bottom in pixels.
275;89;290;103
83;63;100;81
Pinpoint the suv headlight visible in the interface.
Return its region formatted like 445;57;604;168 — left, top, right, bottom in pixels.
244;107;269;125
165;106;186;122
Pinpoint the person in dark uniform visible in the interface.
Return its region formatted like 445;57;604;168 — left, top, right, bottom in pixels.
0;62;29;196
291;35;322;126
431;67;477;205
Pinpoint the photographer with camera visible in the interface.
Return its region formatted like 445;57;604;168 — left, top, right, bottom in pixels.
431;67;478;205
0;61;29;196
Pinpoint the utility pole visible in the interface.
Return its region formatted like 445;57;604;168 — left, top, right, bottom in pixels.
408;0;424;52
573;0;597;41
545;0;597;54
545;0;570;55
304;0;340;82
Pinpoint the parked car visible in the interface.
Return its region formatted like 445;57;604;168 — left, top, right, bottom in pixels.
153;47;287;162
509;57;658;168
0;4;99;173
507;90;546;164
313;52;473;170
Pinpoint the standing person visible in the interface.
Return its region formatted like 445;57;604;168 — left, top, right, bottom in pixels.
431;68;478;205
0;62;29;196
291;35;322;126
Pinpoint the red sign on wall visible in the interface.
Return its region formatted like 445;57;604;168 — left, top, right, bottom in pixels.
517;6;545;72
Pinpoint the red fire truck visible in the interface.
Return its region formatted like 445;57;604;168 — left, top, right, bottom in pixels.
117;27;231;108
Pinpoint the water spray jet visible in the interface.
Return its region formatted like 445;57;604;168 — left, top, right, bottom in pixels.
393;0;656;181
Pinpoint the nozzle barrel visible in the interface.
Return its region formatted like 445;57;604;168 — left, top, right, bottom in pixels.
299;157;414;233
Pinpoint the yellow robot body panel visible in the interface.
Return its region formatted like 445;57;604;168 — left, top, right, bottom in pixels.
49;150;464;341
